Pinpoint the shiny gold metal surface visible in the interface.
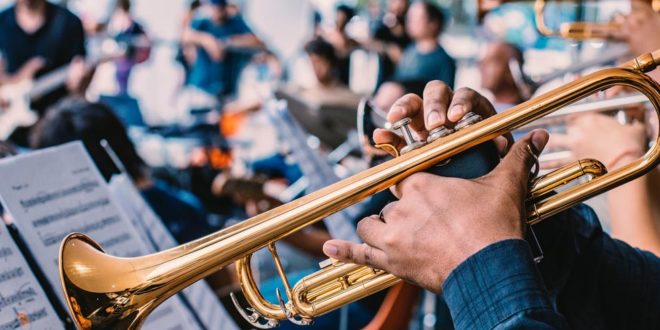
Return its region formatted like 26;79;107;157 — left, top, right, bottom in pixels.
59;50;660;329
535;0;660;40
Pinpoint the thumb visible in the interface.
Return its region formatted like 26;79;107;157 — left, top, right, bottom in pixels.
488;129;549;191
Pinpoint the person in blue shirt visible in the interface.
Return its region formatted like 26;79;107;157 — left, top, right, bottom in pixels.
394;1;455;87
323;80;660;329
181;0;263;97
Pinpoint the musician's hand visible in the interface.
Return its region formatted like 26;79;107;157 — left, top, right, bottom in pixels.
546;113;647;170
612;1;660;56
13;57;44;82
67;56;87;95
374;81;512;157
323;130;549;292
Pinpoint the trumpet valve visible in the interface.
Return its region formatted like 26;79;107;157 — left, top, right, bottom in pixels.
427;126;454;143
454;112;483;131
391;117;426;154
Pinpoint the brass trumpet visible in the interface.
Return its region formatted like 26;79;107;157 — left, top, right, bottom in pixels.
535;0;660;40
59;51;660;329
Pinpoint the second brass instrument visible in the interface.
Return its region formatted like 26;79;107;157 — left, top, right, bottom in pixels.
59;51;660;329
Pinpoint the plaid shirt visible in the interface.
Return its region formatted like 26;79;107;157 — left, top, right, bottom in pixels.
442;204;660;329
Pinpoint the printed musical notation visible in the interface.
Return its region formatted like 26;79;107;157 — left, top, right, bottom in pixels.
0;222;63;329
0;142;202;329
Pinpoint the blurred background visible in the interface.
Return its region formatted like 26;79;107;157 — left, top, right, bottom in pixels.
1;0;658;329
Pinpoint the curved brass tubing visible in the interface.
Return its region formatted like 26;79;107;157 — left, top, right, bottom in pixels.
534;0;635;40
60;50;660;329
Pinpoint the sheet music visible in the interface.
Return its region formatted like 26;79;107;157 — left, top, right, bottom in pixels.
108;173;239;330
0;142;202;330
0;223;64;330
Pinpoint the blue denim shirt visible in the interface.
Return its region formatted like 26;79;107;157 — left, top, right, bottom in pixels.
441;204;660;329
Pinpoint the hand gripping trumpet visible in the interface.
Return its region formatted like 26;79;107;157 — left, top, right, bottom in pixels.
59;51;660;329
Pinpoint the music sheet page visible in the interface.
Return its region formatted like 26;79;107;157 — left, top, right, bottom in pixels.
0;222;64;330
0;142;202;330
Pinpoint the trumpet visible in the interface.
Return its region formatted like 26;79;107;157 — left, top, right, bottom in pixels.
59;51;660;329
535;0;660;40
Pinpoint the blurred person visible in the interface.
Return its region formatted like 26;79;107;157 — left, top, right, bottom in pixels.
106;0;151;95
369;0;411;82
0;0;90;145
177;0;202;80
479;41;528;112
547;113;660;255
29;98;214;244
321;4;359;85
181;0;263;99
394;1;455;87
290;38;362;109
614;0;660;74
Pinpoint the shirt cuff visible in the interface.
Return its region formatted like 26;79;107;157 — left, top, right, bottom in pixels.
442;239;553;330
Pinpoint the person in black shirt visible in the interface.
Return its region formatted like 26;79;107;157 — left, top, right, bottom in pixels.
0;0;88;144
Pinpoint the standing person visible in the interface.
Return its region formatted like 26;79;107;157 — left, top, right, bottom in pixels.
0;0;90;145
394;1;455;87
181;0;263;100
370;0;411;83
106;0;150;95
478;41;528;112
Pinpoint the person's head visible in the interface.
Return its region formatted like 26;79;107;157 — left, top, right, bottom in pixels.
209;0;229;22
406;1;445;40
304;38;338;85
387;0;409;17
30;98;147;182
335;5;356;31
116;0;131;13
373;79;427;111
479;42;524;98
16;0;46;9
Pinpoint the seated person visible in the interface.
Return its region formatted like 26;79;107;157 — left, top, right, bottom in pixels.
478;41;529;112
286;38;363;109
29;98;214;244
394;1;455;87
320;4;359;86
323;81;660;329
181;0;263;98
369;0;412;82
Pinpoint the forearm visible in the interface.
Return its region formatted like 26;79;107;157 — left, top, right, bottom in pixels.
227;34;264;49
442;239;569;330
182;30;223;60
608;175;660;255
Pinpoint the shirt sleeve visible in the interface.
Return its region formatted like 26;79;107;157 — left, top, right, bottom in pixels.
230;15;252;34
69;15;86;58
442;239;569;330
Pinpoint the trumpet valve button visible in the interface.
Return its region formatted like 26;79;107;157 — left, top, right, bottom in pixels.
390;117;412;130
454;112;483;131
391;117;426;153
400;141;426;155
427;126;454;143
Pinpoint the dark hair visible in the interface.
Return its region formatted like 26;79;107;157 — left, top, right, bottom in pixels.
304;38;338;65
30;98;147;182
0;141;16;159
336;4;355;20
418;1;446;35
117;0;131;12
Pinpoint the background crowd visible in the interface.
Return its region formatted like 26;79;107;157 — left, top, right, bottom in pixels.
0;0;659;329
